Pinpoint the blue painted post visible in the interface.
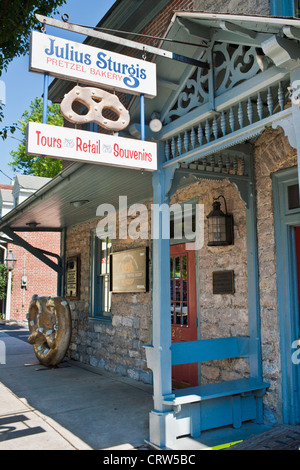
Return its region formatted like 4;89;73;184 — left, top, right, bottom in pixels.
244;164;263;381
43;72;49;124
140;94;145;141
290;67;300;201
270;0;294;16
147;144;177;448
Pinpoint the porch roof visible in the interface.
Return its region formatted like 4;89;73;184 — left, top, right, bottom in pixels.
0;162;153;231
128;11;300;127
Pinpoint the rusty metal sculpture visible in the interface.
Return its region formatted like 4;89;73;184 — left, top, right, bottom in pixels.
27;296;72;367
60;85;130;131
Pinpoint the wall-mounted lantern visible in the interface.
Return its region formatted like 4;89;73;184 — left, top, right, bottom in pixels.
207;195;234;246
5;248;17;322
6;248;16;271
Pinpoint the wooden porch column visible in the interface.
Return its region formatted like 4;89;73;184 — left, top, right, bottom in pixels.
290;66;300;201
146;159;178;448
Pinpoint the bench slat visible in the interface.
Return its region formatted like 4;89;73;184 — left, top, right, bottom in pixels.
163;378;269;406
171;336;249;366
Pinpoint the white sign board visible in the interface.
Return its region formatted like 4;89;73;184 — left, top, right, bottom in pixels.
26;122;157;171
29;31;157;98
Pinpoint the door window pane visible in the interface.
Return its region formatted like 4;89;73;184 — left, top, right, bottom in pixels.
170;252;189;326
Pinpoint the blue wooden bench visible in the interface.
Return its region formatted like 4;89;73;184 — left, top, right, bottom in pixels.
163;336;269;438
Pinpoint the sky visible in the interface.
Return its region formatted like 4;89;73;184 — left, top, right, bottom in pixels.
0;0;116;183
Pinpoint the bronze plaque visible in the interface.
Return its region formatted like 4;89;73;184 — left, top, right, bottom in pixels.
66;255;80;299
212;270;234;295
111;247;148;293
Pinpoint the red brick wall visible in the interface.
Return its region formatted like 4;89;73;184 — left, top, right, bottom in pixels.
141;0;193;46
7;231;61;321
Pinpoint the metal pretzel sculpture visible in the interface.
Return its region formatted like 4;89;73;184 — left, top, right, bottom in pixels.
60;85;130;131
27;296;72;367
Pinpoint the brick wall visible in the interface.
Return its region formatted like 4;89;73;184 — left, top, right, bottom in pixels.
8;231;61;322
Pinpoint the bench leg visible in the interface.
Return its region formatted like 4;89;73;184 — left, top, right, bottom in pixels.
254;390;264;424
190;403;201;438
232;395;242;429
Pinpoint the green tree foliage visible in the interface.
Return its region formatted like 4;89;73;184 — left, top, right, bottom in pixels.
9;97;63;177
0;0;66;135
0;263;8;301
0;0;66;74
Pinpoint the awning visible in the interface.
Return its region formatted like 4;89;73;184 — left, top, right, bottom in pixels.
0;162;153;231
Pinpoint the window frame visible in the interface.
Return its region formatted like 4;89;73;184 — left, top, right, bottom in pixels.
90;230;112;322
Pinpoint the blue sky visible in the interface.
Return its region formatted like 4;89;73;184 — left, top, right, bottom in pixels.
0;0;116;183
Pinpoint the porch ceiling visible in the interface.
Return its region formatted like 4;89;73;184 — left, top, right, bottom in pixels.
0;163;153;231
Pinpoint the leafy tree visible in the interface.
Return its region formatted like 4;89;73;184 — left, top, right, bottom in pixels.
0;0;66;74
9;97;63;177
0;0;66;135
0;263;8;301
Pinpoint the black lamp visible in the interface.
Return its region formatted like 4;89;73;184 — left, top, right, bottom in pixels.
207;195;234;246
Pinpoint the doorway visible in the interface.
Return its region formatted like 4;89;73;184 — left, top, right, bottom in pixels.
170;243;198;387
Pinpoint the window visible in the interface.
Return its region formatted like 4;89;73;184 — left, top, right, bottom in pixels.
288;184;300;210
90;231;112;320
170;253;188;326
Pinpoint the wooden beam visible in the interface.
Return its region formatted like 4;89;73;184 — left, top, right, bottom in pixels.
1;227;62;274
219;20;257;39
35;14;209;69
283;25;300;42
176;17;211;42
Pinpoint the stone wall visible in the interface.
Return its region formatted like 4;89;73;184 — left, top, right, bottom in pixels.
171;178;250;384
254;126;298;423
65;204;153;384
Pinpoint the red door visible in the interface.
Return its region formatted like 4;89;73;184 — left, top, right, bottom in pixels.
170;243;198;387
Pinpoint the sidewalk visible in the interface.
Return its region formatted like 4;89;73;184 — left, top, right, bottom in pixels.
2;322;300;451
0;323;153;450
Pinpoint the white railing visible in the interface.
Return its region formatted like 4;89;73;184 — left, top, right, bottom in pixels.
163;80;289;162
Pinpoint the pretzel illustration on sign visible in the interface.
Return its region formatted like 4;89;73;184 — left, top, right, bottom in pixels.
60;85;130;131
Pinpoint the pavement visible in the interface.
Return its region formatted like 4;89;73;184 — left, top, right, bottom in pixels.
1;322;300;451
0;322;153;450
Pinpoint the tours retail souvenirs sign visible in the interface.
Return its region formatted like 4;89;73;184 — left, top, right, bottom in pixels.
29;31;157;98
28;29;157;170
26;122;157;171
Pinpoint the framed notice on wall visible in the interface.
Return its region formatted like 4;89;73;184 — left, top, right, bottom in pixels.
111;247;148;293
66;255;80;299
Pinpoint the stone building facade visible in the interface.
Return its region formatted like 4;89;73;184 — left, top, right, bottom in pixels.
1;0;300;447
56;0;300;428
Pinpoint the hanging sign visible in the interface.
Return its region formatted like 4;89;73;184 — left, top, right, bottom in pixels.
26;122;157;171
29;31;157;98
